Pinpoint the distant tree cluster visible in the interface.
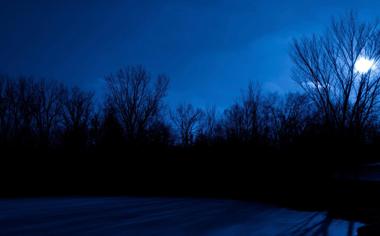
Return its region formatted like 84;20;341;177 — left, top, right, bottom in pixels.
0;70;312;151
1;13;380;162
0;76;94;150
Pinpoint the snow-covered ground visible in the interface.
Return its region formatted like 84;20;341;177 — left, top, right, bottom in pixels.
0;197;363;235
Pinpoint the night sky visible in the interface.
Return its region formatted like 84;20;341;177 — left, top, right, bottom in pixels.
1;0;380;108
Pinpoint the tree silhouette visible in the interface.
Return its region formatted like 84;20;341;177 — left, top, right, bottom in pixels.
32;79;65;147
98;106;125;150
223;82;262;144
61;87;94;149
171;103;203;146
104;66;169;144
196;106;219;146
276;93;313;145
0;77;38;147
0;76;11;146
291;12;380;139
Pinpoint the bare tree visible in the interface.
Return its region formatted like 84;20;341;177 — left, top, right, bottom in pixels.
2;77;37;146
32;79;65;146
259;93;281;143
200;106;218;139
0;76;10;144
195;106;219;145
291;12;380;137
61;87;94;148
276;93;313;144
171;103;203;146
223;82;262;143
105;66;169;142
223;103;245;142
62;87;94;131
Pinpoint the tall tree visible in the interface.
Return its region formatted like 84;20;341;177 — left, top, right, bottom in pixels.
32;79;65;146
171;103;203;146
291;13;380;137
4;77;36;146
276;93;313;145
223;82;262;143
0;76;12;145
197;106;218;144
61;87;94;148
105;66;169;143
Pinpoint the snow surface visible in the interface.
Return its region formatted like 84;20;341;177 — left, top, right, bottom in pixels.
0;197;363;235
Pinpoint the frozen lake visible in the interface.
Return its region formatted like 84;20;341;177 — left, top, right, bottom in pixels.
0;197;363;236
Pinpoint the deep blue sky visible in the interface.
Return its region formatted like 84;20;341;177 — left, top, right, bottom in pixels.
1;0;380;108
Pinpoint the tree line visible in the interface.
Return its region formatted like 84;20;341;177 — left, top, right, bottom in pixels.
0;71;316;150
1;13;380;160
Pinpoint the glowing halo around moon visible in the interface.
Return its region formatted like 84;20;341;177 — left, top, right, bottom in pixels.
355;56;377;74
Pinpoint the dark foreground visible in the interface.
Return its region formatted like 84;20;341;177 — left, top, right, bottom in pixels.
1;150;380;235
0;197;363;236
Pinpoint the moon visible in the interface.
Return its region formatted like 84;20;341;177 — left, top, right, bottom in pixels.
355;57;376;74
